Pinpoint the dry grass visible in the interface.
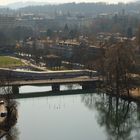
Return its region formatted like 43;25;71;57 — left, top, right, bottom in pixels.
0;56;25;68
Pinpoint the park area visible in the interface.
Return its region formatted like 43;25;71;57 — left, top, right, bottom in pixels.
0;56;25;68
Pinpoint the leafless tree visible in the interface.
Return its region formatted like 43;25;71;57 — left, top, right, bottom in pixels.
104;41;135;95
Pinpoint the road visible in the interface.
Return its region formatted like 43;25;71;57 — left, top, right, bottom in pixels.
1;76;101;86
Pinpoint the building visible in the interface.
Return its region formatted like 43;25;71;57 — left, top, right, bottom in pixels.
0;15;16;27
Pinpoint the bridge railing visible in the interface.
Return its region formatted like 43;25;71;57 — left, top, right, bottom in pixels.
0;68;97;81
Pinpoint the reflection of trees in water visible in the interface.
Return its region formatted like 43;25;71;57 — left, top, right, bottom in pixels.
81;93;140;140
0;87;12;95
65;84;80;90
65;84;74;90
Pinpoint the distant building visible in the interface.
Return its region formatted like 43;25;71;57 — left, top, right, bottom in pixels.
0;15;15;27
58;40;80;47
45;40;80;59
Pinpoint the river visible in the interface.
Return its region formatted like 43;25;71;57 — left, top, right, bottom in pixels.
1;85;140;140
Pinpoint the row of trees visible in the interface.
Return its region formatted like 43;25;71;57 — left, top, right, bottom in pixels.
103;42;135;95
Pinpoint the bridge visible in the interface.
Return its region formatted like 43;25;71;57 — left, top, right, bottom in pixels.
2;89;96;99
0;68;102;94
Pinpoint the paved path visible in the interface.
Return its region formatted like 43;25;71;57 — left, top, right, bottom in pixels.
2;77;101;86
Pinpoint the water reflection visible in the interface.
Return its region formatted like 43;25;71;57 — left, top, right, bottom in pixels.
0;87;12;95
81;93;140;140
1;85;140;140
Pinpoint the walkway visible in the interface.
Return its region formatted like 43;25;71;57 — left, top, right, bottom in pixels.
2;76;101;86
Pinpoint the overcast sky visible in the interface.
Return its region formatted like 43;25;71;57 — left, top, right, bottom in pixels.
0;0;135;5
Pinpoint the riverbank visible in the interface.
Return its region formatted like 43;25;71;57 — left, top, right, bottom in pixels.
102;87;140;103
0;56;25;68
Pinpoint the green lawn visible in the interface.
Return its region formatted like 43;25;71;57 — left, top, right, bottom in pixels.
0;56;25;68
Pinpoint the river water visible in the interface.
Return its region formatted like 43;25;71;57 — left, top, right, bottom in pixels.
3;85;140;140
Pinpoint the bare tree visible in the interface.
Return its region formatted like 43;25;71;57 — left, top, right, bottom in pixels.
104;41;135;95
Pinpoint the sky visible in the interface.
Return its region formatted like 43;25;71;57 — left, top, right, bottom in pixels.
0;0;136;5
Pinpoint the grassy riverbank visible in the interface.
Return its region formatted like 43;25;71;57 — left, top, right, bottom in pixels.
0;56;25;68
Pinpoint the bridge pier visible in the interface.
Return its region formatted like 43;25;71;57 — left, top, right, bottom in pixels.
82;82;96;90
12;86;19;94
52;84;60;92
